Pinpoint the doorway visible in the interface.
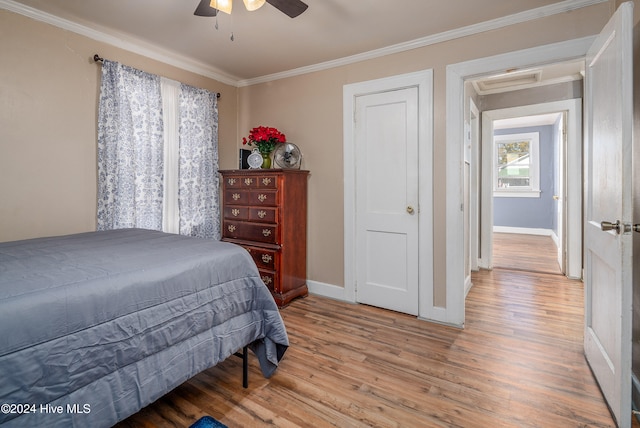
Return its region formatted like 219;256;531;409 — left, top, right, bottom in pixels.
479;99;583;279
445;36;595;327
487;111;568;276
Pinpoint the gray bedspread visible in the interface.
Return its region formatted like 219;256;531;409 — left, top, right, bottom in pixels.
0;228;289;427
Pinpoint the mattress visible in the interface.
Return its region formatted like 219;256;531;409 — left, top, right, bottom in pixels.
0;228;288;427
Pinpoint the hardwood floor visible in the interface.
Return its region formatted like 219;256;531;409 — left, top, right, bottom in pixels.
116;269;616;427
493;232;562;275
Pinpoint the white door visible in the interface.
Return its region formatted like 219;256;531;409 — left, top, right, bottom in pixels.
555;113;565;273
583;2;633;427
355;88;419;315
469;100;480;274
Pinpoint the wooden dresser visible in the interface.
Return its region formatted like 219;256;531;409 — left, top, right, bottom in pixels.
219;169;309;307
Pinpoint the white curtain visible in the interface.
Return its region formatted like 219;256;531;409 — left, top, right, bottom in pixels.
97;60;220;239
161;77;181;234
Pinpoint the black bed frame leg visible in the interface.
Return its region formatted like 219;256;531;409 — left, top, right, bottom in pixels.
234;346;249;388
242;345;248;388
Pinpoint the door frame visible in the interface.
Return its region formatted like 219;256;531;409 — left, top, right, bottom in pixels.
343;69;434;319
480;100;583;279
464;98;480;298
445;36;596;327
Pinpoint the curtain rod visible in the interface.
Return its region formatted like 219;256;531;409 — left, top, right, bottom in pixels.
93;54;221;99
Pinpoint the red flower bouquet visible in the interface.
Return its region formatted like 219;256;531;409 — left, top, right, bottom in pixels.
242;126;286;154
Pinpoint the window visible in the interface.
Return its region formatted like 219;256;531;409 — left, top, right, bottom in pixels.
494;132;540;198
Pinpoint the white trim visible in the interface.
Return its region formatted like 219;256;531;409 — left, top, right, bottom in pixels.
473;74;583;96
469;99;480;273
238;0;607;86
0;0;239;86
446;37;594;327
494;191;541;198
493;226;553;236
307;280;349;302
464;275;473;298
481;99;583;278
343;70;434;320
0;0;607;87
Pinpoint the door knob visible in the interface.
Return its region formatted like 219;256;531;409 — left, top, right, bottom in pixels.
601;220;621;234
406;206;415;214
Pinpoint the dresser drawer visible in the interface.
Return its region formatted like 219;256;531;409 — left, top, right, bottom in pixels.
245;246;278;270
224;176;260;188
249;190;277;206
257;175;277;189
249;207;277;223
224;206;249;220
258;269;278;292
223;220;278;244
224;189;249;205
224;176;242;188
240;176;259;188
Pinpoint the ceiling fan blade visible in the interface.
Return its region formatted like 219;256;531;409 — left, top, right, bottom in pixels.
266;0;308;18
194;0;218;17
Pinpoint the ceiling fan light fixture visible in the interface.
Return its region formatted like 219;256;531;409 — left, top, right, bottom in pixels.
210;0;232;14
243;0;266;11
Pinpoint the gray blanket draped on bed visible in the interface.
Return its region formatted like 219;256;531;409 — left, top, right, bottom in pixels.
0;229;289;427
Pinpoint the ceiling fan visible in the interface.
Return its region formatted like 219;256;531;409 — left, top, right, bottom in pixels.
194;0;308;18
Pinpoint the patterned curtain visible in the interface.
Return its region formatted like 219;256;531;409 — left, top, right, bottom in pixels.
97;61;164;231
179;84;220;239
97;60;220;239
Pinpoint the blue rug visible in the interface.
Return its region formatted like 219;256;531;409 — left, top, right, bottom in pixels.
190;416;228;428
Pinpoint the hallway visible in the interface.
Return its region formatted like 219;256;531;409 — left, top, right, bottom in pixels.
493;232;562;275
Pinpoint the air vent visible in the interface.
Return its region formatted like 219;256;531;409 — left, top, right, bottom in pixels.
474;70;542;93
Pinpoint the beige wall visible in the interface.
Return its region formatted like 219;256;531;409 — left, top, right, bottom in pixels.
238;2;613;295
0;10;237;242
1;3;615;301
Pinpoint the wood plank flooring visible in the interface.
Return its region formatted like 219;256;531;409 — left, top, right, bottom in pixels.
493;232;562;275
116;269;616;427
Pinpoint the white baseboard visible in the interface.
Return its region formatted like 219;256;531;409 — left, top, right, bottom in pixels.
464;275;472;297
307;280;352;302
493;226;553;236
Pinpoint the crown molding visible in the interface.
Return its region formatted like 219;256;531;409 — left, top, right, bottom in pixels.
2;0;607;88
0;0;240;86
236;0;607;87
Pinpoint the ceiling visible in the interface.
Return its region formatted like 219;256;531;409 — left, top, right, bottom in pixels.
2;0;595;86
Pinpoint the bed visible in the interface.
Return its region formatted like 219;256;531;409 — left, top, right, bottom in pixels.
0;228;289;427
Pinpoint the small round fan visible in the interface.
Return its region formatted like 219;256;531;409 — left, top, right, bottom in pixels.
273;142;302;169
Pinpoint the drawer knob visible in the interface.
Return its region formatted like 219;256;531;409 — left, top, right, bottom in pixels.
231;208;240;217
257;194;268;202
244;178;253;185
261;276;272;285
228;225;237;233
262;254;273;263
232;193;241;201
262;178;272;186
228;178;237;185
257;210;267;219
262;229;272;237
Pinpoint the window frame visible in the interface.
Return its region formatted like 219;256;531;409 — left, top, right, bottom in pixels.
493;132;540;198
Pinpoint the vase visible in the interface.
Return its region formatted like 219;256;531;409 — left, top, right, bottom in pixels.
261;152;271;169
